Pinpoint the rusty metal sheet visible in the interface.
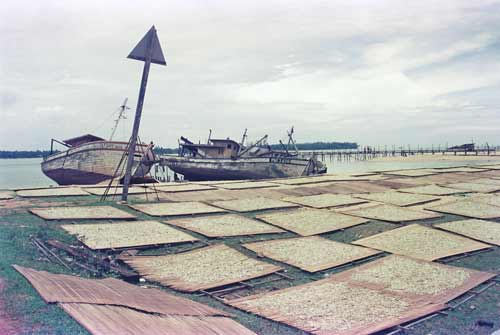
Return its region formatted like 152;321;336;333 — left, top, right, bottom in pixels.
13;265;227;317
60;303;257;335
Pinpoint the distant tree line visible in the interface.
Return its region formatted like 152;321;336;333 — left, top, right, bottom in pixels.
0;150;56;159
269;141;358;150
0;141;357;159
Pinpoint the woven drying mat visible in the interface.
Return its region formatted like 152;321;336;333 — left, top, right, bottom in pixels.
167;214;284;238
382;169;437;177
425;199;500;219
270;174;361;186
272;185;328;197
471;193;500;207
398;184;464;196
243;236;381;272
474;164;500;170
283;193;368;209
83;186;149;196
353;224;491;261
331;255;495;305
17;187;90;197
408;196;462;212
327;181;394;193
256;208;369;236
341;204;441;223
152;183;215;193
435;219;500;246
13;265;227;316
123;244;282;292
469;178;500;186
215;181;280;190
61;304;256;335
229;276;445;335
211;197;298;212
371;179;424;189
60;303;256;335
62;220;198;250
0;191;14;200
30;206;136;220
353;191;440;207
432;167;483;173
194;180;251;185
444;182;500;193
158;189;237;202
129;201;226;217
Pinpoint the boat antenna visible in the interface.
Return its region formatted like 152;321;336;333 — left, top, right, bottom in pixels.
207;129;212;144
109;98;130;141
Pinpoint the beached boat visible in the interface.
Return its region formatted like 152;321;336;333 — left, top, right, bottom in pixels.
161;132;326;181
41;134;156;185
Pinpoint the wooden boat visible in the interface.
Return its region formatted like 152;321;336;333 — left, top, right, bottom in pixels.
41;134;155;185
161;132;326;181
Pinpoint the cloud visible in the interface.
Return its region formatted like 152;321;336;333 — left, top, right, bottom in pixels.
1;0;500;149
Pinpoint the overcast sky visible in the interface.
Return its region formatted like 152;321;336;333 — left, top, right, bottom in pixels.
1;0;500;150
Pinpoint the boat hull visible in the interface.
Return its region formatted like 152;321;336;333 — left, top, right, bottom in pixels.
41;141;153;185
162;156;319;181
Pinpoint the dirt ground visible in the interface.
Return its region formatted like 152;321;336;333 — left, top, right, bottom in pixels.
0;278;24;335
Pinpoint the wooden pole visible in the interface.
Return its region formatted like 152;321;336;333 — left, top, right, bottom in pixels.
122;32;154;201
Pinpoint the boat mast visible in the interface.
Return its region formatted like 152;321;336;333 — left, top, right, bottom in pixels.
109;98;129;141
287;126;299;155
240;128;248;146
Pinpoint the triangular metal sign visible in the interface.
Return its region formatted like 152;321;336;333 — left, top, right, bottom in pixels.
127;26;166;66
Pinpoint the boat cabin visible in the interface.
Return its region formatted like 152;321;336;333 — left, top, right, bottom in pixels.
181;138;241;158
63;134;105;147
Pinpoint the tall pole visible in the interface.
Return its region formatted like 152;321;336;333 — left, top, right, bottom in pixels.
121;26;166;201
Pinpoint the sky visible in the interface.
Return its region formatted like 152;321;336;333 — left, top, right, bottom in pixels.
1;0;500;150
